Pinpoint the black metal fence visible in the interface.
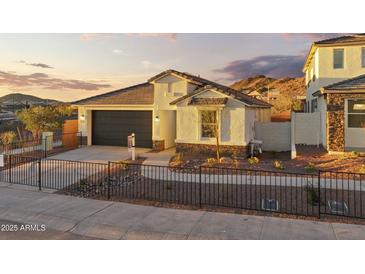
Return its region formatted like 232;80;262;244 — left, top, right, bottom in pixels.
0;132;83;158
1;155;365;220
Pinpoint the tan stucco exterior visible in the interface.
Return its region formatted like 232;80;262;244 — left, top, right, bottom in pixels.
304;39;365;151
75;71;271;150
305;45;365;103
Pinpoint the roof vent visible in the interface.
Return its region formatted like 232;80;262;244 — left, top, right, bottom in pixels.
328;200;348;215
262;199;279;211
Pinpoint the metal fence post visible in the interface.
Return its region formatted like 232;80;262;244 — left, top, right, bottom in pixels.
8;154;12;183
80;132;83;147
107;161;111;200
38;158;42;191
318;170;321;219
43;137;47;158
199;165;202;208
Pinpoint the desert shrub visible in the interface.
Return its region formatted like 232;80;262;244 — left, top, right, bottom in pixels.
305;162;317;173
0;131;16;146
305;182;320;206
273;159;284;170
359;165;365;174
175;152;183;162
350;151;360;158
206;158;217;166
248;157;259;165
292;100;303;112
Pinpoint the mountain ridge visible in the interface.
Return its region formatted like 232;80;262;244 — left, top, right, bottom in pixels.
230;75;306;113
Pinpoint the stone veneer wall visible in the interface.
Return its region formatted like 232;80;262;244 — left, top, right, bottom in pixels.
176;142;248;157
326;93;365;152
152;140;165;152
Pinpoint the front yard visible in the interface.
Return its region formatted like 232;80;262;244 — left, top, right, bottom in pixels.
169;145;365;174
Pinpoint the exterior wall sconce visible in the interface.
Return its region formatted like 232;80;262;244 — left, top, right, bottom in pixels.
155;115;160;122
80;114;85;120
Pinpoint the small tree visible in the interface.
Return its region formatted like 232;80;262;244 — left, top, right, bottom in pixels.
0;131;17;149
17;105;72;139
292;100;303;112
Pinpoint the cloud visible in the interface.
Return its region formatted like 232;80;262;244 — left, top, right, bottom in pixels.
19;60;54;69
80;33;114;41
112;49;127;56
214;54;306;81
0;70;111;91
128;33;177;42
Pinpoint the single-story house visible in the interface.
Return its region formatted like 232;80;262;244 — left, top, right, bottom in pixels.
73;69;271;155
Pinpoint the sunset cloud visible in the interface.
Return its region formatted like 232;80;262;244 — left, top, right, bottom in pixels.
0;70;111;91
19;60;54;69
214;54;306;81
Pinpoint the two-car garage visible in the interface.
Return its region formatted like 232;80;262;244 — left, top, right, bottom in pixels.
91;110;153;148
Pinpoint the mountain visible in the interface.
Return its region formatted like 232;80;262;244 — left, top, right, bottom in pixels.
230;75;306;114
0;93;61;105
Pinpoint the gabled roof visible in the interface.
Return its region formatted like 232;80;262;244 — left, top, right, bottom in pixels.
303;34;365;72
73;82;154;105
313;34;365;45
314;74;365;96
155;70;271;108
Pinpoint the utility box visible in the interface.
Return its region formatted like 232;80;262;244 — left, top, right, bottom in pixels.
42;132;53;151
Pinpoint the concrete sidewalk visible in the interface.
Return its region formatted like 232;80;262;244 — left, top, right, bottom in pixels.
0;183;364;240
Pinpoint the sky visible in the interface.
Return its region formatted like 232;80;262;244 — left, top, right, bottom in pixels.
0;33;344;102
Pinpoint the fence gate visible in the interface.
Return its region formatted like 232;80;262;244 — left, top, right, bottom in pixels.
0;155;41;190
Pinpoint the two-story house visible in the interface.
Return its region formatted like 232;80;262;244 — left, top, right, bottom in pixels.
303;34;365;152
74;69;271;155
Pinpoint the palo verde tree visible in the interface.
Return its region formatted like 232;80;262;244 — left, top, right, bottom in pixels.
17;104;72;139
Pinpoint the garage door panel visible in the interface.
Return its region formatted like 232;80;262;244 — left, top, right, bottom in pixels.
92;110;152;147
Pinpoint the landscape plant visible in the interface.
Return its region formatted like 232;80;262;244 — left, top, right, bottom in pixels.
0;131;17;149
17;104;72;139
273;159;284;170
248;157;259;165
304;162;317;173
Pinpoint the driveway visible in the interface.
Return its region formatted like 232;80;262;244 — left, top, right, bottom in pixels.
0;184;364;240
47;146;151;163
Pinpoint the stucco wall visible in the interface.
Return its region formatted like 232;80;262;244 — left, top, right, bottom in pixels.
293;112;321;145
254;122;291;151
176;98;247;146
306;45;365;104
159;110;176;148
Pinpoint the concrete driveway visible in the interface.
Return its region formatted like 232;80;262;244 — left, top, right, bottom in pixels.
47;146;151;163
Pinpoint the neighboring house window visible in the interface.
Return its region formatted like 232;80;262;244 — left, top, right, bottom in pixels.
348;100;365;128
362;47;365;68
201;110;217;138
333;48;344;69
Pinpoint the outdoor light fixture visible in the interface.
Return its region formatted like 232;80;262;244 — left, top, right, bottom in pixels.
155;115;160;122
80;114;85;120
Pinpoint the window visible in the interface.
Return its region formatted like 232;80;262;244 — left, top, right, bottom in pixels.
348;100;365;128
201;110;217;138
362;48;365;68
333;48;344;69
